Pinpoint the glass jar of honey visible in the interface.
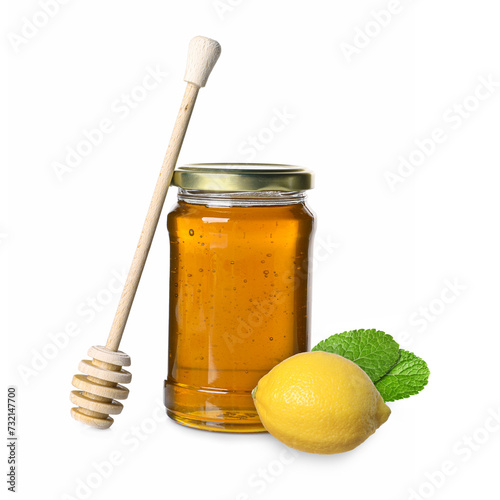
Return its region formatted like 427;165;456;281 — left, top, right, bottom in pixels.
164;164;314;432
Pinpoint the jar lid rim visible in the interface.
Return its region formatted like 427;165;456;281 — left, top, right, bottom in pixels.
172;163;314;192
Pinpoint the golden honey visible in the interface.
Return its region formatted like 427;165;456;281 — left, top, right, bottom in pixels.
164;165;314;432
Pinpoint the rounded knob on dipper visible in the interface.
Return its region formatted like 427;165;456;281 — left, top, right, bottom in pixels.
184;36;222;88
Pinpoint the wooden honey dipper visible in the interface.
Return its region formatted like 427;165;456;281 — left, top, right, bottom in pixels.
70;36;222;429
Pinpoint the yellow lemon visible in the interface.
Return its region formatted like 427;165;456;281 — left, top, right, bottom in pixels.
252;351;391;454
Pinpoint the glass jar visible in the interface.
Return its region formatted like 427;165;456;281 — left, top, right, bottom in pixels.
164;164;315;432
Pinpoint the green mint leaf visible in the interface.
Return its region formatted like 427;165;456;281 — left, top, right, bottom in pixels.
375;349;430;402
312;329;400;383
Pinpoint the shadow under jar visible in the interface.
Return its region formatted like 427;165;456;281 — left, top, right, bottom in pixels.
164;164;315;432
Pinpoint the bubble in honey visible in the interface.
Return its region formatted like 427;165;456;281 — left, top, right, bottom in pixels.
189;229;194;236
266;253;272;257
269;337;274;341
199;268;203;272
230;261;235;264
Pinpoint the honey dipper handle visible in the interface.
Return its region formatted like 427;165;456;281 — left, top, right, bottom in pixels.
105;37;221;352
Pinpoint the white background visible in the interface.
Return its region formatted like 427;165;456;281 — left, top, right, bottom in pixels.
3;1;500;499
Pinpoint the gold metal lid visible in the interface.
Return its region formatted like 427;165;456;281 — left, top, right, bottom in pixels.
172;164;313;192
